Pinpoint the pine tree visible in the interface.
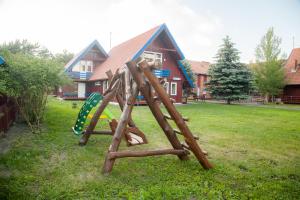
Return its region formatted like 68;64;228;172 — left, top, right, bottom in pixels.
207;36;253;104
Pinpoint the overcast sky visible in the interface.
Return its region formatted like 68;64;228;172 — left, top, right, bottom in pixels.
0;0;299;62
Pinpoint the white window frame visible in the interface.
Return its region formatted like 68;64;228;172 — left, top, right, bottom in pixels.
103;80;109;93
170;82;177;96
164;82;169;94
79;60;93;72
142;51;163;65
95;81;101;86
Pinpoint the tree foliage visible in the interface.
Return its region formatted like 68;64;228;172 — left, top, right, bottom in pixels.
181;59;195;83
253;27;285;102
0;39;53;58
207;36;253;104
0;40;69;133
54;49;74;65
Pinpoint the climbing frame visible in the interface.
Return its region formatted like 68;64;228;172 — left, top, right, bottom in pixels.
79;59;213;174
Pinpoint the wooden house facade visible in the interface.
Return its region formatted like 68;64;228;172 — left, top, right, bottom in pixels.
188;60;210;98
60;24;194;103
282;48;300;104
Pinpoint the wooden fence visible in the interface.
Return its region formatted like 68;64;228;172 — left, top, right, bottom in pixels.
282;96;300;104
0;96;17;133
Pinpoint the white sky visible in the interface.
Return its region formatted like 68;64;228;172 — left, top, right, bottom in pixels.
0;0;299;62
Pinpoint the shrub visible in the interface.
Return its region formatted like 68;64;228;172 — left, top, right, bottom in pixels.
0;50;68;133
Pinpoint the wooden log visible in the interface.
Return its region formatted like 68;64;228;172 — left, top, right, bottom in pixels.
138;60;213;169
174;129;199;140
170;98;176;103
181;143;206;155
108;149;188;159
127;61;189;161
112;88;148;145
164;114;188;121
107;69;137;129
103;69;120;96
79;80;119;146
102;68;139;174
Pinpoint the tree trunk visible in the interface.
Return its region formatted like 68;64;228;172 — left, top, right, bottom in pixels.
227;99;231;104
265;94;269;103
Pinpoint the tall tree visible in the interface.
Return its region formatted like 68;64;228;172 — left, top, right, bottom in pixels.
254;27;285;102
207;36;253;104
54;49;74;65
0;39;53;58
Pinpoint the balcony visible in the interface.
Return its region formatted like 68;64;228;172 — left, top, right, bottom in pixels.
65;71;93;80
153;69;170;78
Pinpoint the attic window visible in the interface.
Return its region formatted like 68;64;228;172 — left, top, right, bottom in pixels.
79;60;93;72
142;51;162;67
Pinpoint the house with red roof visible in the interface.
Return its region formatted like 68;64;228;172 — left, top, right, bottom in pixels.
188;60;210;98
59;24;194;103
282;48;300;104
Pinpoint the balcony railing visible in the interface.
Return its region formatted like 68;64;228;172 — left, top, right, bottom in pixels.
65;71;93;80
153;69;170;78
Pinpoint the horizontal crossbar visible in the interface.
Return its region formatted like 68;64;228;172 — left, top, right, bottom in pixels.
108;149;189;159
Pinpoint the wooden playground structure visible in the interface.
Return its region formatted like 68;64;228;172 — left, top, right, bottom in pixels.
79;59;213;174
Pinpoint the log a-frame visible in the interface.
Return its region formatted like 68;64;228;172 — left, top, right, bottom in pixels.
79;59;213;174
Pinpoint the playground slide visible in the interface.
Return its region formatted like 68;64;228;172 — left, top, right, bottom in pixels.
72;92;114;135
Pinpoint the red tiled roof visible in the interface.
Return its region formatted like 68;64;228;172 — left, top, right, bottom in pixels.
89;25;160;80
187;60;210;75
284;48;300;85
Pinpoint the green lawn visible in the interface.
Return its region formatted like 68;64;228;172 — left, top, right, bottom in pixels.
1;98;300;199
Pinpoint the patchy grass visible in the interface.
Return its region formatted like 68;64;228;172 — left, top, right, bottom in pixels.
0;98;300;199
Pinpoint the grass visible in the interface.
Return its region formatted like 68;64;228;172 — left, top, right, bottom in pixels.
0;97;300;199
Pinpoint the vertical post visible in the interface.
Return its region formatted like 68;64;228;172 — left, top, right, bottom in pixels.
139;60;213;169
102;69;139;174
106;70;137;128
79;81;119;145
127;61;189;161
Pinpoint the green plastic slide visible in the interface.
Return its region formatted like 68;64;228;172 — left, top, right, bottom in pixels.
72;92;110;135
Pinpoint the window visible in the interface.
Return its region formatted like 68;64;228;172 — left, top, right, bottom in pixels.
103;80;109;92
87;60;93;72
80;65;86;72
163;82;169;94
141;51;163;67
170;82;177;96
95;81;101;86
79;60;93;72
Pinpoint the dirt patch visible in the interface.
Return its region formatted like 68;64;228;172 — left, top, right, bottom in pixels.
0;123;30;155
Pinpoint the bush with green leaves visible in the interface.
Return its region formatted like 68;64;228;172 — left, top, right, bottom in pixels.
0;46;68;133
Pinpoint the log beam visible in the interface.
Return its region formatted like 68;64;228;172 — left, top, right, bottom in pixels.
102;69;139;174
108;149;189;159
138;60;213;169
127;61;189;161
79;81;119;146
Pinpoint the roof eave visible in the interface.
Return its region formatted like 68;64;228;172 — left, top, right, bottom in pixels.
64;40;108;72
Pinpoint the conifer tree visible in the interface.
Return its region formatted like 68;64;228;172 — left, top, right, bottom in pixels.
207;36;253;104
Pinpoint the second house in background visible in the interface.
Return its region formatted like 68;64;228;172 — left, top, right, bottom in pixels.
188;60;210;98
